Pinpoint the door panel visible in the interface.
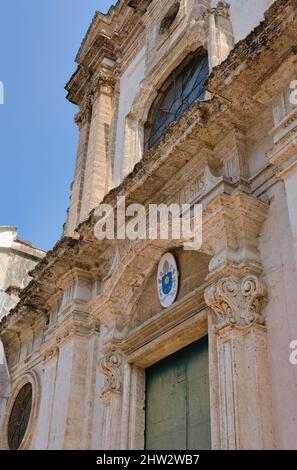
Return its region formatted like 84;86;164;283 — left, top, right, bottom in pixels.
186;338;211;450
145;337;211;450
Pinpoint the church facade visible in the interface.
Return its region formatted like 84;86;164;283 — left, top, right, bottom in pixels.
0;0;297;450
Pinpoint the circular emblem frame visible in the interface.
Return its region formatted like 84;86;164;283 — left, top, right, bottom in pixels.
0;370;41;450
157;253;179;308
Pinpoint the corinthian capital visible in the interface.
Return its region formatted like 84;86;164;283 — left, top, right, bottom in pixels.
203;1;231;20
91;68;115;98
205;274;267;331
216;1;231;18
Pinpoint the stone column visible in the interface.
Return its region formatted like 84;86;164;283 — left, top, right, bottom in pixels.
203;190;275;449
80;71;115;222
65;101;92;236
208;8;219;70
207;1;234;71
122;115;144;179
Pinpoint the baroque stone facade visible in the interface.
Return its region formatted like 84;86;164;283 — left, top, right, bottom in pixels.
1;0;297;450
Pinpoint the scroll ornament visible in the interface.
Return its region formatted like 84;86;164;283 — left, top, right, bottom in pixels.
205;275;267;331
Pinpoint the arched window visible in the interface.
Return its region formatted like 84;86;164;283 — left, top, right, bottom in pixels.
145;49;209;149
7;383;33;450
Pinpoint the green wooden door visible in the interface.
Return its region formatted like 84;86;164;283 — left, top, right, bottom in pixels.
145;337;211;450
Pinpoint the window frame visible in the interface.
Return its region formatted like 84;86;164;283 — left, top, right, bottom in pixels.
1;371;41;450
145;49;209;150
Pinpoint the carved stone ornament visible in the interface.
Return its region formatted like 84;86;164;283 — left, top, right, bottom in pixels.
216;1;231;19
99;349;124;398
91;68;115;98
97;69;115;86
74;95;93;126
205;275;267;331
203;1;231;20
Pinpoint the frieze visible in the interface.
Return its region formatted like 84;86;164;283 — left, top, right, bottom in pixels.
168;165;221;207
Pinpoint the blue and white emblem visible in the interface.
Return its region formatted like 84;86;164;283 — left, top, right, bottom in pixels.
157;253;179;308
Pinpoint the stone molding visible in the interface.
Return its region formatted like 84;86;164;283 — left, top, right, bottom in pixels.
41;311;99;365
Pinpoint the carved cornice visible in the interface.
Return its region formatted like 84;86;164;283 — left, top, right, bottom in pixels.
67;37;116;106
205;274;267;331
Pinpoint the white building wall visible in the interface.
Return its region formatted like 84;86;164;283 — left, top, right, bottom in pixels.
284;172;297;268
113;47;147;186
33;360;58;449
260;181;297;449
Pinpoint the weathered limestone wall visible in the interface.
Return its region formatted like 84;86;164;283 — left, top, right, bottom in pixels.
259;181;297;449
37;337;98;449
0;227;45;297
79;89;114;222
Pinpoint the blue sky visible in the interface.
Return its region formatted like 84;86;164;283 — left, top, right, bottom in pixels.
0;1;115;250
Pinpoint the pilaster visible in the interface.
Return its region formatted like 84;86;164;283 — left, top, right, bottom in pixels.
204;190;275;449
80;70;115;222
99;346;129;450
65;100;92;236
207;1;234;71
44;312;100;450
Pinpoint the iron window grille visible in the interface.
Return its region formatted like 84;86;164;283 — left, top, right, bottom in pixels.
145;49;209;149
